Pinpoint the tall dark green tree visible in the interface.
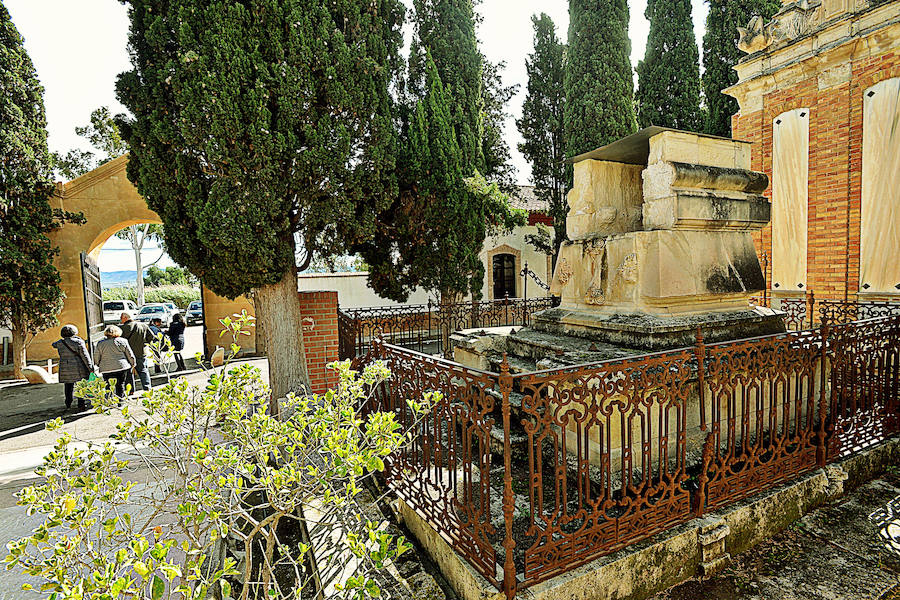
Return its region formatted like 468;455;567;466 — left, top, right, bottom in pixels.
408;0;484;173
360;0;522;305
565;0;637;158
636;0;702;130
116;0;405;398
703;0;780;136
359;57;523;305
0;5;82;378
481;57;518;193
518;13;568;262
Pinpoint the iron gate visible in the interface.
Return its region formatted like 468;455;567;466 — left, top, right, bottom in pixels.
80;251;104;357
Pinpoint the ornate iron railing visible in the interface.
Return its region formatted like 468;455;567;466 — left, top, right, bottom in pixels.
338;296;557;360
751;291;900;331
358;314;900;599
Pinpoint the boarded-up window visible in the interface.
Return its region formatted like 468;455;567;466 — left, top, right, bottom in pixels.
860;78;900;294
771;109;809;292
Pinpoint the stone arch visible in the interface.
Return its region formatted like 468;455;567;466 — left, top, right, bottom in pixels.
30;154;163;360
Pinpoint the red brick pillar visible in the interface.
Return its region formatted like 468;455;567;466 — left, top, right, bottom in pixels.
298;290;339;394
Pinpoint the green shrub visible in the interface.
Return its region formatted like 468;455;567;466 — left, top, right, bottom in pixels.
102;285;200;309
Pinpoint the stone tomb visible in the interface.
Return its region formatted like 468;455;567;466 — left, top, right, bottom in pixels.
538;127;784;350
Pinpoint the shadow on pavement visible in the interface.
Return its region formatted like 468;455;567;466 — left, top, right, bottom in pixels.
0;382;95;441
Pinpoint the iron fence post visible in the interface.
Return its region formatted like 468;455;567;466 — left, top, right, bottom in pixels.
762;252;769;307
523;260;528;303
808;290;816;329
817;322;830;466
499;354;517;599
504;292;510;326
694;326;709;517
695;327;707;432
522;261;528;326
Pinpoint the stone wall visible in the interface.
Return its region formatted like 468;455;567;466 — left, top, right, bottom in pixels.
727;0;900;302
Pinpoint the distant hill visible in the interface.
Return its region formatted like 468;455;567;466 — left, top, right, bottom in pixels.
101;270;139;289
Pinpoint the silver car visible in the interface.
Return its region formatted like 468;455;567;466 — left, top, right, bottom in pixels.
135;304;175;327
186;300;203;325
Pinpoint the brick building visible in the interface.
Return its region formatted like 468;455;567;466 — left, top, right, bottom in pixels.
726;0;900;303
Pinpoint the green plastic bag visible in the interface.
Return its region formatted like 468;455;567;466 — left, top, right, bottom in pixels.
87;372;98;382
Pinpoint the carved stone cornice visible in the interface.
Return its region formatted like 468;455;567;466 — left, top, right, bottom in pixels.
60;153;130;198
726;0;900;111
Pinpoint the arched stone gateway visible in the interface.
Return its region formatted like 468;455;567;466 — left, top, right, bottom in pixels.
30;155;162;361
28;155;340;394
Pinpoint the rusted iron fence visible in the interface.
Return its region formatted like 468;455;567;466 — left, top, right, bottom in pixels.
750;292;900;330
357;314;900;599
338;296;557;360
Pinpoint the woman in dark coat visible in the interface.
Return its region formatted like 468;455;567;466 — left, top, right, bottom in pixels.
51;324;95;409
168;313;187;372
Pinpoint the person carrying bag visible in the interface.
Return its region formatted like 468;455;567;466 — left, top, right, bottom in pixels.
94;325;137;398
51;324;95;409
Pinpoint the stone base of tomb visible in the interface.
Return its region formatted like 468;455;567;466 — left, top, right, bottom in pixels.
531;305;786;350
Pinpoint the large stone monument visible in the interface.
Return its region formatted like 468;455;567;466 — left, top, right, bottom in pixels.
532;127;784;349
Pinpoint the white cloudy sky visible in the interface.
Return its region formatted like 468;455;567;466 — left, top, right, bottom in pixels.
6;0;708;272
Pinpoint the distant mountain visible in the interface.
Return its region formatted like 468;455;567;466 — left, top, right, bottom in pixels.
101;270;139;289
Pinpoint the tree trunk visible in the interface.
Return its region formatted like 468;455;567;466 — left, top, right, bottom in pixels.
11;325;26;380
252;267;310;410
134;240;145;307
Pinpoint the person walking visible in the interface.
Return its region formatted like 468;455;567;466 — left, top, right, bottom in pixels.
149;317;165;374
120;311;154;391
51;324;94;409
168;313;187;372
95;325;136;398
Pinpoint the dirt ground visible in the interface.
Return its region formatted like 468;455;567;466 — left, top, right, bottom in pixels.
652;470;900;600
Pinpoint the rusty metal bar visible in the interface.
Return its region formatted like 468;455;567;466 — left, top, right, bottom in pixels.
499;355;517;599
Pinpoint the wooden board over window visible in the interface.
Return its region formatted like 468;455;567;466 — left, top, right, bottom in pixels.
860;78;900;295
771;108;809;293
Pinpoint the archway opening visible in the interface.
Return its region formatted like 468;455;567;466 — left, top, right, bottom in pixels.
492;253;517;300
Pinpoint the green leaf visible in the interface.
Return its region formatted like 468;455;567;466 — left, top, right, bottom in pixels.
151;574;165;600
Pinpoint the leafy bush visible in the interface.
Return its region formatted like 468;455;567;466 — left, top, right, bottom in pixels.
103;285;200;309
5;312;430;599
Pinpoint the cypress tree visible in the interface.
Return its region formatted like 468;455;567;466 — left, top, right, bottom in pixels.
481;57;518;193
409;0;484;173
116;0;405;398
360;0;523;304
635;0;702;130
564;0;637;158
0;5;83;378
702;0;780;136
517;13;568;261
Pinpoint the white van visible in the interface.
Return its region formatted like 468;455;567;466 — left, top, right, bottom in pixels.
102;300;139;323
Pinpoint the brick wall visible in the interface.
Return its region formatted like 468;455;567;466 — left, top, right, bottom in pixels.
298;290;339;394
732;48;900;302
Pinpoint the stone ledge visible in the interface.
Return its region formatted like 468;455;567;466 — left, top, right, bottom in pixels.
532;307;787;350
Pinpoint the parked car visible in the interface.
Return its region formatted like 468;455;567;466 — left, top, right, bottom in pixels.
186;300;203;325
102;300;139;323
164;302;181;316
135;303;176;327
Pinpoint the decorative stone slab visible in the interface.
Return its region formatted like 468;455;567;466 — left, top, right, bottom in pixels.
21;365;54;385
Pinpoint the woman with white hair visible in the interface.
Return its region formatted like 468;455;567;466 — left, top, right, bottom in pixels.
51;324;94;409
94;325;136;398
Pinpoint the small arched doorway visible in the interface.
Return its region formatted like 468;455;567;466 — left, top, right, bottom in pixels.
492;253;517;300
